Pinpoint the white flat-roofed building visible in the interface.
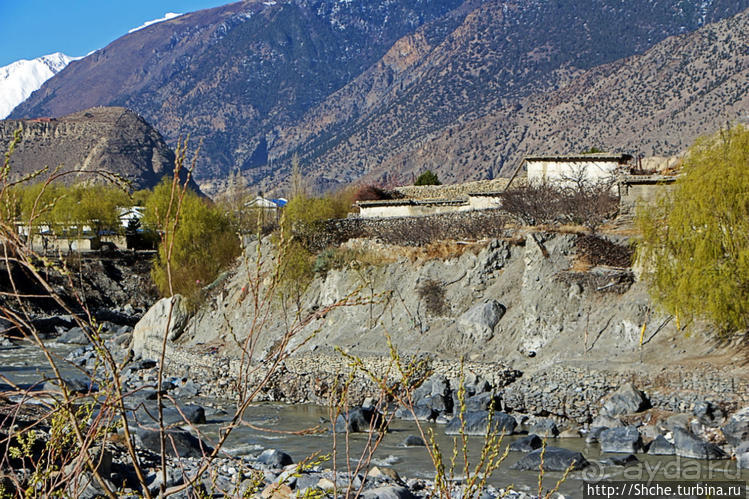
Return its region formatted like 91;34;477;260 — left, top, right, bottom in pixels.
525;153;633;187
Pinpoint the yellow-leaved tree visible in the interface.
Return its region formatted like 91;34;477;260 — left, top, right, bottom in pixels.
145;177;240;303
636;125;749;333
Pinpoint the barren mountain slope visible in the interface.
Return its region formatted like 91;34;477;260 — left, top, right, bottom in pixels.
308;5;749;186
12;0;749;194
0;107;177;190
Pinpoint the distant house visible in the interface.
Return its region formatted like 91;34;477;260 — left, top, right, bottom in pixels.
525;154;633;187
357;198;469;218
245;196;287;210
118;206;145;228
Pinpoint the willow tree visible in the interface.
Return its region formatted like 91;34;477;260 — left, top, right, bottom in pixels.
145;177;241;303
636;126;749;333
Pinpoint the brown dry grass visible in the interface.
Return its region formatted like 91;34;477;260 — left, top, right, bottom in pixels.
397;240;487;264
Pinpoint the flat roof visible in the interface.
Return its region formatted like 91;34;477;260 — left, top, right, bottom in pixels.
357;198;467;208
467;191;505;197
525;153;633;162
621;174;678;184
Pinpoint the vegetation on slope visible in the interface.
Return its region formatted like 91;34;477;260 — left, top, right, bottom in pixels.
637;125;749;333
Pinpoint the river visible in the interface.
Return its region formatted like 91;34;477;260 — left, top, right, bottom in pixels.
2;340;747;497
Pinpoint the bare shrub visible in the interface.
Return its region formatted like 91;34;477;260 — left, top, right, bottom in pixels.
501;178;619;231
418;279;447;316
575;234;633;268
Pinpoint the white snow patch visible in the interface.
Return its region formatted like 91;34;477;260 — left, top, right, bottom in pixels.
0;52;80;119
128;12;182;33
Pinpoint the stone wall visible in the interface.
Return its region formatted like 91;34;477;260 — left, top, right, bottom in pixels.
394;179;512;199
309;209;510;249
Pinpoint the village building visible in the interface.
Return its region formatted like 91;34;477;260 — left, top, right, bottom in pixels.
525;153;633;187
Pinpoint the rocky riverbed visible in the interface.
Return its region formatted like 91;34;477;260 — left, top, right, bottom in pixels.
3;238;749;498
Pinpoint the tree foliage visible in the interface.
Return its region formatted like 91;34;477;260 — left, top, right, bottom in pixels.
414;170;441;186
636;126;749;333
13;183;130;237
145;177;241;301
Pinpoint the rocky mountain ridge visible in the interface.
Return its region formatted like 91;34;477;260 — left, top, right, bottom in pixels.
10;0;749;195
0;107;180;190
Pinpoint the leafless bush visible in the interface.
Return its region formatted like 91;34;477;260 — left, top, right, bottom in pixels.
575;234;633;268
501;177;619;231
418;279;447;316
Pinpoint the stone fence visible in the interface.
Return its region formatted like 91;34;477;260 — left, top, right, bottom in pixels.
303;209;511;250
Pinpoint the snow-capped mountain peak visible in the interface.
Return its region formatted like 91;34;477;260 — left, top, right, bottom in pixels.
0;52;79;119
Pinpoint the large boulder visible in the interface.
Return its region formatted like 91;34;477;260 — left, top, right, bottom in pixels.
413;374;452;416
721;407;749;448
511;447;589;471
736;442;749;469
509;434;543;452
599;426;643;454
647;435;675;455
137;428;211;458
529;418;559;438
131;295;189;359
361;486;416;499
673;428;727;460
335;406;386;433
132;404;206;426
464;392;500;412
257;449;293;468
445;410;516;436
693;400;724;427
601;383;649;416
457;300;505;342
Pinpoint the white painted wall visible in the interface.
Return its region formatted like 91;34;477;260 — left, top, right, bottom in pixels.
526;160;620;187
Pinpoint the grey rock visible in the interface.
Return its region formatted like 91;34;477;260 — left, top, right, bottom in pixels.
591;415;624;428
445;410;516;436
511;446;589;471
585;426;608;444
693;400;724;427
601;383;649;416
457;300;506;342
178;380;200;398
137;429;211;457
133;404;206;425
43;375;97;394
529;418;559;438
402;435;425;447
464;392;499;412
57;327;89;344
146;468;185;496
361;486;416;499
673;428;727;460
736;442;749;469
335;406;386;433
599;426;643;454
722;407;749;448
600;454;639;466
131;295;189;358
395;406;435;421
509;434;543;452
647;435;675;456
258;449;293;468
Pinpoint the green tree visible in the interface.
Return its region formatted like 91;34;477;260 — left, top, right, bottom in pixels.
414;170;441;186
145;177;241;302
636;125;749;333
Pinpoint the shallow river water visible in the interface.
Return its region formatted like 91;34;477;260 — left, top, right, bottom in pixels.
2;342;747;497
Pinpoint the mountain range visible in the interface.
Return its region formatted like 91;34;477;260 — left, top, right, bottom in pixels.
9;0;749;195
0;53;76;119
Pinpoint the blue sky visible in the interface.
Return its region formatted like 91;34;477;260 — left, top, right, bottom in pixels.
0;1;232;67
